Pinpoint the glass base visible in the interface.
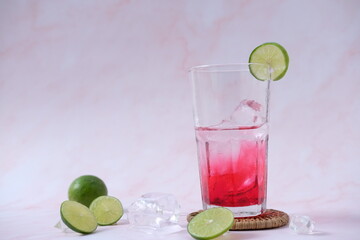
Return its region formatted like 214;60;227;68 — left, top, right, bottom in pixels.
203;202;266;218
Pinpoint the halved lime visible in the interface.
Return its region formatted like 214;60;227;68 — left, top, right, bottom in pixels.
68;175;108;207
187;207;234;240
89;196;124;226
249;42;289;81
60;200;97;234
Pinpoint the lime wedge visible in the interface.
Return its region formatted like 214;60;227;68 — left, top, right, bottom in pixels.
249;42;289;81
89;196;124;226
60;200;97;234
187;207;234;240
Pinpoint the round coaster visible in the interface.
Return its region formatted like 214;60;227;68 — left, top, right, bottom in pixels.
187;209;289;231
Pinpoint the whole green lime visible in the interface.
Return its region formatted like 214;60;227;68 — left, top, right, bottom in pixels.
68;175;108;207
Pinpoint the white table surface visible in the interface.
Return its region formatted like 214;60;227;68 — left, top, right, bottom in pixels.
1;205;359;240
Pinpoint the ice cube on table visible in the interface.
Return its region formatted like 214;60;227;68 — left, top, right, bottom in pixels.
127;193;180;229
289;215;315;234
54;220;71;233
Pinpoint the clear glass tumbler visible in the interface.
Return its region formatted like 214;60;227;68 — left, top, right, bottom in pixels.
190;63;271;217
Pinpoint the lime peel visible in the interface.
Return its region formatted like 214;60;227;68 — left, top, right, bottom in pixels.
68;175;108;207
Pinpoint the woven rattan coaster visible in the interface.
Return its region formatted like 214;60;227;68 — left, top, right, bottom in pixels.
187;209;289;231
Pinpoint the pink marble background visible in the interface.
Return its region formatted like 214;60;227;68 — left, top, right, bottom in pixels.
1;0;359;239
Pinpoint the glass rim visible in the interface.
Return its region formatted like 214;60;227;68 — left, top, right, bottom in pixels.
189;63;268;73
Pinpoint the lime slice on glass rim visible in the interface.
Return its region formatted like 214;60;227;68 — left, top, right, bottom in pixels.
60;200;97;234
249;42;289;81
187;207;234;240
89;196;124;226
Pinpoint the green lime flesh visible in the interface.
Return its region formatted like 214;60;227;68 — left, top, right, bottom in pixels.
249;42;289;81
90;196;124;226
187;207;234;240
60;200;97;234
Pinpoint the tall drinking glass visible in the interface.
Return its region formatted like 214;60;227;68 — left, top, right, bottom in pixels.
190;63;271;217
